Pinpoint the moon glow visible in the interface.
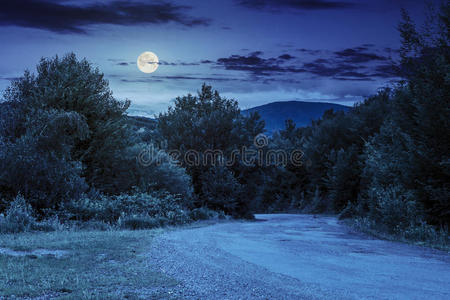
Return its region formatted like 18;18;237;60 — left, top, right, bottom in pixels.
137;51;159;73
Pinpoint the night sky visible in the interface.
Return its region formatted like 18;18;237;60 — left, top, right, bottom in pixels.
0;0;434;116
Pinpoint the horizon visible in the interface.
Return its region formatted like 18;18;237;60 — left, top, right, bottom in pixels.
0;0;437;116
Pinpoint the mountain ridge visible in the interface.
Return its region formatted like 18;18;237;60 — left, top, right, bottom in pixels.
242;100;350;133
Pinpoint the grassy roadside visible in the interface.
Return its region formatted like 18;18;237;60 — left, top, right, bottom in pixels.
0;229;178;299
341;218;450;253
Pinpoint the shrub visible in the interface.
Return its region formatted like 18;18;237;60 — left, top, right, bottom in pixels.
63;191;192;226
0;120;88;213
128;143;194;201
0;194;35;233
118;214;161;230
338;201;356;220
31;216;65;232
303;187;330;214
367;185;421;234
189;207;218;221
200;166;246;217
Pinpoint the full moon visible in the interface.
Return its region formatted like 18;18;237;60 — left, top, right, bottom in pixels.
137;51;159;73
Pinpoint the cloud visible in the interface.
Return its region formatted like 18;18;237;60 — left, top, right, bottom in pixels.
158;61;177;66
278;54;295;60
334;47;387;63
237;0;356;11
372;64;400;78
296;48;323;55
215;47;397;81
302;62;340;77
120;74;251;84
0;0;210;34
217;52;305;75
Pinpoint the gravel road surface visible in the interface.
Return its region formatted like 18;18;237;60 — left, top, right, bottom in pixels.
147;214;450;299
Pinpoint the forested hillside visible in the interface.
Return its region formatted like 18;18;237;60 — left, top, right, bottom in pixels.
242;100;349;133
0;4;448;245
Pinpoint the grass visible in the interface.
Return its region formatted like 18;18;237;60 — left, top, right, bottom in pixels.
0;229;178;299
344;217;450;253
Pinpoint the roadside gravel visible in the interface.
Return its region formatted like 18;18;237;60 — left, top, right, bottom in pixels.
146;214;450;299
147;220;352;299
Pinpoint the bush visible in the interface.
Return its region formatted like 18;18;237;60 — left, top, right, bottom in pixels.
128;143;194;201
63;191;191;226
0;114;88;213
303;187;331;214
0;194;35;233
189;207;218;221
367;185;421;234
118;215;161;230
338;201;356;220
200;166;247;217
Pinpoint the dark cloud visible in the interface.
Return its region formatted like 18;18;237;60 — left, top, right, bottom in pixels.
217;52;305;75
279;54;295;60
372;64;400;78
313;58;330;64
117;62;129;66
0;0;210;34
238;0;356;11
250;51;264;56
215;47;396;82
338;71;370;78
334;47;387;63
121;75;246;83
179;62;200;66
296;48;323;55
158;60;202;66
334;77;375;81
158;61;177;66
302;62;341;77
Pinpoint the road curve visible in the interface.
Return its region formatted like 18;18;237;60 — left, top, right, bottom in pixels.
147;214;450;299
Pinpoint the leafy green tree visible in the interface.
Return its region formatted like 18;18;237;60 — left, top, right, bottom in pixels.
0;108;88;212
3;53;131;194
158;84;264;217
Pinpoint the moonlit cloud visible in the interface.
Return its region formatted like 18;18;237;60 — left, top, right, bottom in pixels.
0;0;210;34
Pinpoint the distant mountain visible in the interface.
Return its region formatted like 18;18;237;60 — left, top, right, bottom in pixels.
242;100;350;133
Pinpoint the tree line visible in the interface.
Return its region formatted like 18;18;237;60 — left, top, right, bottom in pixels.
0;4;448;240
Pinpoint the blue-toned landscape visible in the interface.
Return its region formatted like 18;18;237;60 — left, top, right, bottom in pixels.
0;0;449;299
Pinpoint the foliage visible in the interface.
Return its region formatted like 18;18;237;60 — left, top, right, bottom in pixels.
199;166;246;217
63;191;191;226
157;84;264;217
0;54;194;216
0;194;35;233
127;143;194;200
263;3;450;240
0;112;88;212
118;214;162;230
189;207;223;221
2;53;131;196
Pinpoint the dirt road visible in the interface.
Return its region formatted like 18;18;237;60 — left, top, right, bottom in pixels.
148;214;450;299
